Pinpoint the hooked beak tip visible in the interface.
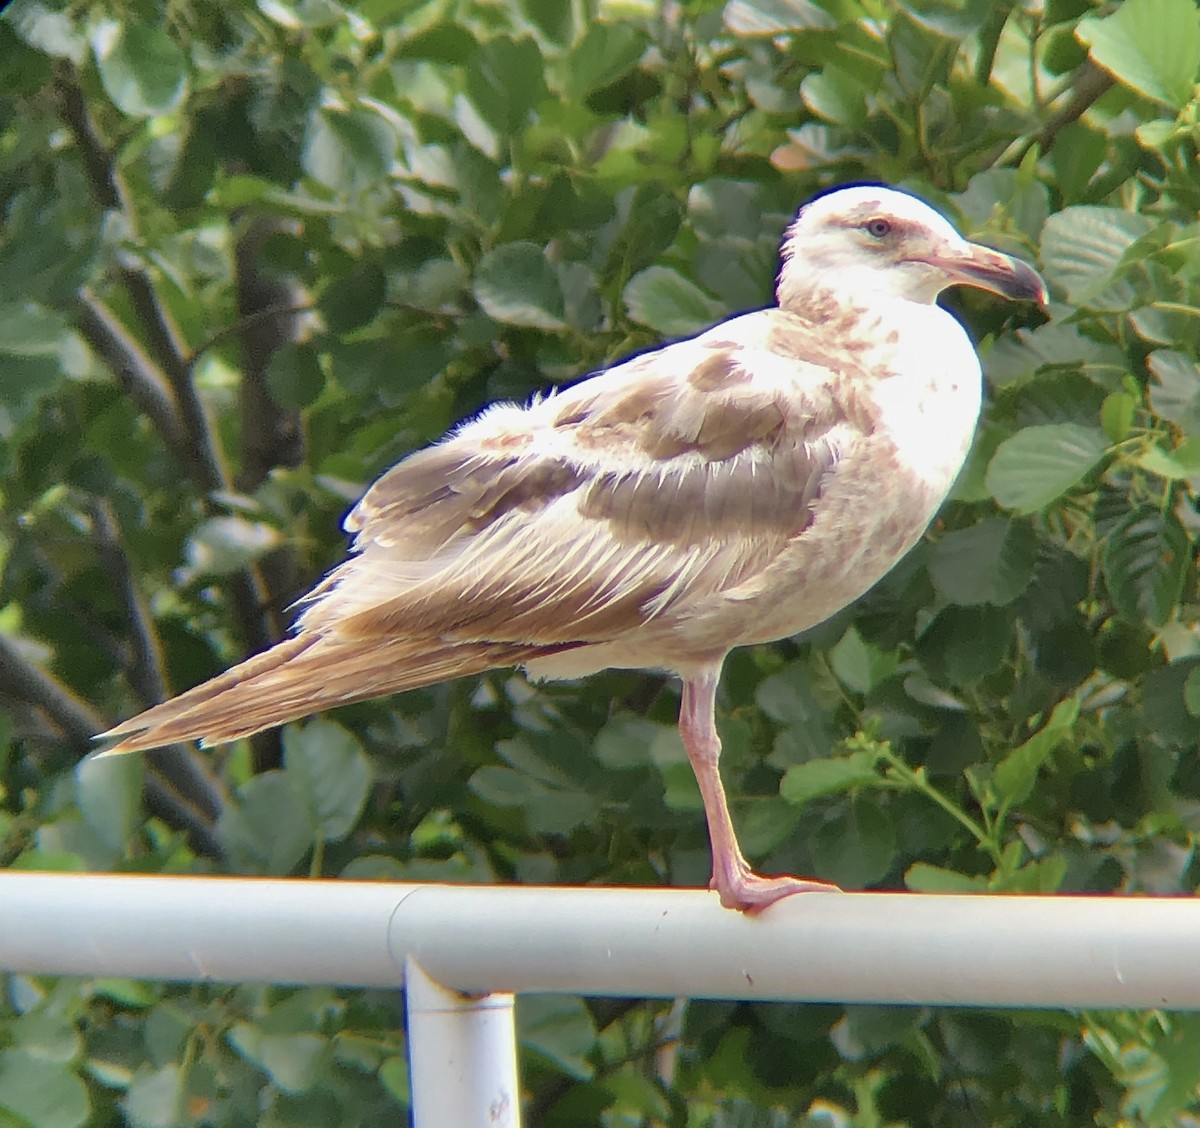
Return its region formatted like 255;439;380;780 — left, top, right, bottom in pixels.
925;243;1049;305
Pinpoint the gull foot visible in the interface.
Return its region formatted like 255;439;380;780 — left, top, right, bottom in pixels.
712;870;843;914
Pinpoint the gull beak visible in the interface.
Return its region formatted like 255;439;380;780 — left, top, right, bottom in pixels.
923;241;1048;305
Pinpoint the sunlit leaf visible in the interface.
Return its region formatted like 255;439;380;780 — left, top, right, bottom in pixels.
724;0;835;35
284;720;373;842
1076;0;1200;108
92;21;187;117
623;266;722;336
227;1026;328;1094
75;753;143;853
303;105;397;191
993;698;1080;806
474;242;566;329
1040;207;1154;309
779;750;882;807
0;1050;89;1128
986;424;1107;513
123;1065;183;1128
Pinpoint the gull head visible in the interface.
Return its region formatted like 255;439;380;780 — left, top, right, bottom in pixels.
777;184;1047;310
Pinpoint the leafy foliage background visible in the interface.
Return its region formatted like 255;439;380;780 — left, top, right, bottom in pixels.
1;0;1199;1124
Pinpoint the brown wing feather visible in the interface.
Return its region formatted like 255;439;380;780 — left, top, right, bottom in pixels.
98;636;555;753
101;311;853;753
308;323;846;644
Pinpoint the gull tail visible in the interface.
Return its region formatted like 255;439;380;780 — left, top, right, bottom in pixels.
96;634;541;754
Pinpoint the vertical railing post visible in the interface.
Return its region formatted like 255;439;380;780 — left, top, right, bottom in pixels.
404;957;522;1128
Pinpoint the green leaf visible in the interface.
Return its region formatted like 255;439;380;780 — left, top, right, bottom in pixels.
993;697;1080;806
0;1050;89;1128
266;342;326;409
602;184;684;285
1076;0;1200;108
257;0;345;29
397;25;478;63
1184;668;1200;718
227;1026;328;1094
1146;1015;1200;1122
1100;391;1136;443
724;0;836;35
11;1009;79;1063
284;719;373;842
217;771;315;874
1049;122;1107;201
518;995;597;1080
904;863;988;893
465;36;548;133
75;752;142;852
832;1005;923;1059
1039;206;1154;309
928;518;1039;606
779;750;882;807
1103;505;1189;627
810;796;896;888
180;516;283;580
525;789;597;836
92;21;187;117
623;266;722;336
92;979;158;1008
593;714;661;769
828;627;899;694
379;1056;409;1104
320;263;387;334
985;423;1107;513
469;765;551;807
303;106;397;192
999;853;1069;893
661;761;703;812
519;0;574;44
916;605;1011;686
123;1065;183;1128
1148;350;1200;437
474;242;566;330
1134;438;1200;480
1143;659;1200;745
735;796;803;856
7;2;86;63
0;301;69;354
801;66;868;127
563;24;650;101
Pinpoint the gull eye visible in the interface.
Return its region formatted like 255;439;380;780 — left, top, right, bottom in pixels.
865;218;892;239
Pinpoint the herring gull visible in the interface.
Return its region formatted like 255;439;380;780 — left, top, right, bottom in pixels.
99;185;1047;912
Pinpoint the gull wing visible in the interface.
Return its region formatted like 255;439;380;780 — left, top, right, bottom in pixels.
99;312;860;752
303;312;854;647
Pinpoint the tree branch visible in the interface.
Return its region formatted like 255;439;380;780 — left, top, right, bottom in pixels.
52;65;124;211
52;66;226;493
53;63;282;764
0;633;224;856
75;289;187;451
87;498;229;824
88;497;168;706
187;301;317;372
1015;60;1115;163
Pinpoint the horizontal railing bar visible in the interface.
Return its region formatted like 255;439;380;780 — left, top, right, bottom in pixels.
1;873;1197;1009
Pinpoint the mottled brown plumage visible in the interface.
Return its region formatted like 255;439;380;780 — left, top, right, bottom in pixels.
99;186;1046;911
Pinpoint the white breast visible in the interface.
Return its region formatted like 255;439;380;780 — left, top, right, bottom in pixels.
869;304;983;492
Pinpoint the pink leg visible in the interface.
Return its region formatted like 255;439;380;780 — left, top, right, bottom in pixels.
679;669;841;913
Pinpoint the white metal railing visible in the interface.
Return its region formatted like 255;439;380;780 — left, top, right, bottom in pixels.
2;873;1199;1126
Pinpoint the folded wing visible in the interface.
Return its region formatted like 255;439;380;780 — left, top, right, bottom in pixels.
100;312;855;752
